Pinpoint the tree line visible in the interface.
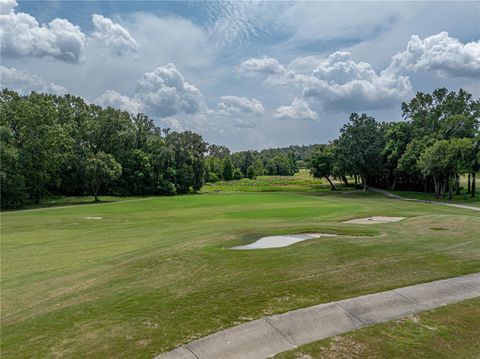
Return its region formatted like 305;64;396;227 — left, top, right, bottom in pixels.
308;88;480;199
0;89;311;209
2;87;478;209
204;144;319;182
0;90;208;209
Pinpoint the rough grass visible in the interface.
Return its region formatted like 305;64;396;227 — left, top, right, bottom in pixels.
275;298;480;359
1;178;479;358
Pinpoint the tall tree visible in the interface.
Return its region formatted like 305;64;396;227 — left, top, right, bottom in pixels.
308;146;336;190
85;152;122;202
336;113;384;191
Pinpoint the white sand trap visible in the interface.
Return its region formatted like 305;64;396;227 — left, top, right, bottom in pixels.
232;233;338;250
343;216;405;224
85;216;102;220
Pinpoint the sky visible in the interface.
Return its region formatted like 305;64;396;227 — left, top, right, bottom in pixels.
1;0;479;150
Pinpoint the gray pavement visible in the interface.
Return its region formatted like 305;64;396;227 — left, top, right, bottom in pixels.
368;187;480;212
155;273;480;359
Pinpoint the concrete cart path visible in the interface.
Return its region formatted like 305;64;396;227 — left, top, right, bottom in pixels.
369;187;480;212
155;273;480;359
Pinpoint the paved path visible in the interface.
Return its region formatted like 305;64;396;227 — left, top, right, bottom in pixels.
369;187;480;212
155;273;480;359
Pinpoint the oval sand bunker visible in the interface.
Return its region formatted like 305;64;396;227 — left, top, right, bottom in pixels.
343;216;404;224
232;233;338;250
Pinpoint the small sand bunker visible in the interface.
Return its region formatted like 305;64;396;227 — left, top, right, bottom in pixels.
343;216;404;224
85;216;103;220
232;233;338;250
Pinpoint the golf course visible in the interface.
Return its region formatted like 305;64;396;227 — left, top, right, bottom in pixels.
2;175;479;358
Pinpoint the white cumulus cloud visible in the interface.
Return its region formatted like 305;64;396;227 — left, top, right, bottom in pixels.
0;65;67;95
241;51;413;112
0;0;86;63
303;51;413;111
94;89;141;113
91;14;138;55
94;63;207;118
238;56;286;75
0;0;16;14
134;63;207;117
388;32;480;77
275;98;320;121
217;95;265;116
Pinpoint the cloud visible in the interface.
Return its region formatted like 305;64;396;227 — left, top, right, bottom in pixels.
217;95;265;116
94;89;141;113
91;14;138;55
275;98;320;121
0;0;86;63
0;65;67;95
134;63;207;117
388;32;480;77
303;51;412;111
0;0;16;15
94;63;207;118
158;117;184;132
241;51;412;112
238;56;286;75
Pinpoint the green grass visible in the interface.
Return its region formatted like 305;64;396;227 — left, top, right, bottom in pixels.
275;298;480;359
1;182;479;358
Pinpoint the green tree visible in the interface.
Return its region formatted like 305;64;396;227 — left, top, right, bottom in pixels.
246;165;256;179
382;121;413;190
233;168;243;180
308;146;336;190
336;113;384;191
85;152;122;201
166;131;208;193
0;127;27;209
223;157;233;181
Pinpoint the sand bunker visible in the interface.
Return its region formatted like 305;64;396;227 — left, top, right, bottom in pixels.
343;216;404;224
85;216;102;220
232;233;338;250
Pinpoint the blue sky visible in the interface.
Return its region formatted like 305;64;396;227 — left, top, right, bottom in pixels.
1;1;479;150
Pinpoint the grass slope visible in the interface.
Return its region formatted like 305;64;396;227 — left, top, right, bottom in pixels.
1;176;479;358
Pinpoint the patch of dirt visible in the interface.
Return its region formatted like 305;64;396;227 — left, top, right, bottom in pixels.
316;336;368;358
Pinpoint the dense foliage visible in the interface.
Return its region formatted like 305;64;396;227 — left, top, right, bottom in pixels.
0;90;208;209
308;88;480;199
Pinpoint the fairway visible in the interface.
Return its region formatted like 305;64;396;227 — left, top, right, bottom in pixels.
1;187;479;358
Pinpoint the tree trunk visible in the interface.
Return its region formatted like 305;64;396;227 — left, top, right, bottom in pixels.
448;177;453;201
455;174;461;195
472;172;476;198
433;175;439;198
342;176;349;186
467;173;471;194
325;176;336;191
362;176;367;192
354;174;357;189
390;173;397;191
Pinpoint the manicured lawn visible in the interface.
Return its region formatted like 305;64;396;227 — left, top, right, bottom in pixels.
1;182;479;358
276;298;480;359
